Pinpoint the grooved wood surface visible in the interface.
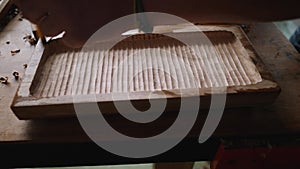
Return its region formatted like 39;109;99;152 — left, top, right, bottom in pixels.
32;32;262;98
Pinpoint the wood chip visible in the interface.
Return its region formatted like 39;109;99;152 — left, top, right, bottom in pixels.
23;35;37;45
11;49;20;55
13;71;20;80
0;76;9;84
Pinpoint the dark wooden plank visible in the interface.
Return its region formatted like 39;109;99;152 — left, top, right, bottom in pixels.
213;23;300;137
154;162;195;169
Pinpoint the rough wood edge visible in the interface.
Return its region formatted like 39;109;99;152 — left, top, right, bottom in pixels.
16;40;45;97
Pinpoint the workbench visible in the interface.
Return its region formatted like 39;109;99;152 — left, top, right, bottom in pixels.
0;14;300;168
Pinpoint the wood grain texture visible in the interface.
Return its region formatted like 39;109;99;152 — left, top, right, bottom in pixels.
31;32;261;98
11;25;280;119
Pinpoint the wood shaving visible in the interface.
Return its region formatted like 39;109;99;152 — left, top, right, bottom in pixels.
13;71;20;80
0;76;9;84
11;49;20;55
23;35;37;45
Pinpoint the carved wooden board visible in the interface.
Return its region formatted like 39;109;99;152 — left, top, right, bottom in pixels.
11;25;280;119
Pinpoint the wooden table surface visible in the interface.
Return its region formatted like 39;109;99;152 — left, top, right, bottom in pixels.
0;16;300;167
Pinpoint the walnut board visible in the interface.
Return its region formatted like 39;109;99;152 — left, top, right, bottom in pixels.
11;25;280;119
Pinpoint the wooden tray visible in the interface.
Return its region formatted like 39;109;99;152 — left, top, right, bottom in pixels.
11;25;280;119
